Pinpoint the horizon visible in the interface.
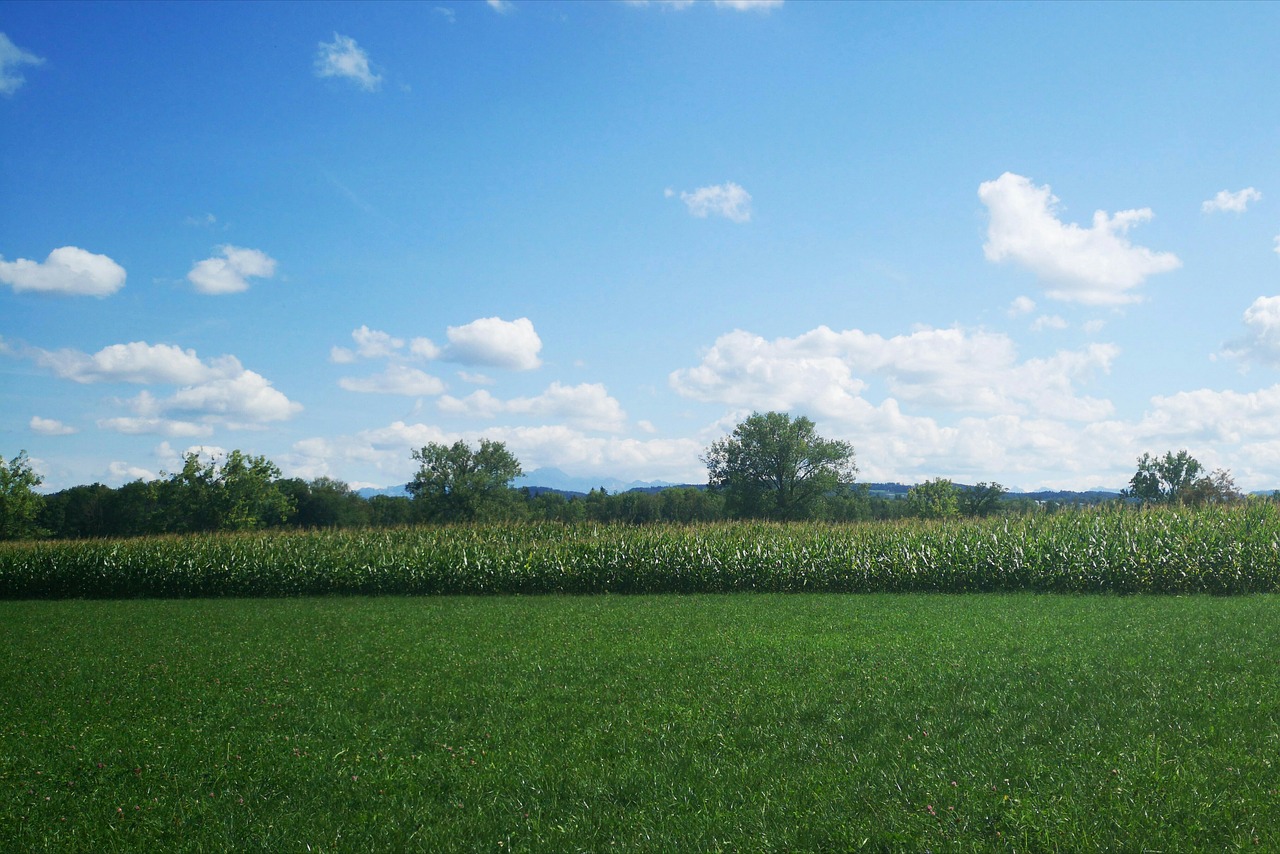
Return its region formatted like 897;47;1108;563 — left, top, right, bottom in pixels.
5;2;1280;494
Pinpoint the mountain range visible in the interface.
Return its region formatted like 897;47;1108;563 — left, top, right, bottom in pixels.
355;468;1133;502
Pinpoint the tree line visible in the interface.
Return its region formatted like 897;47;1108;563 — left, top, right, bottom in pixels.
0;411;1256;541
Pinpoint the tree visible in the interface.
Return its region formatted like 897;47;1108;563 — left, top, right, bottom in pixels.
957;482;1007;517
407;439;523;523
703;411;857;521
1124;450;1204;505
159;450;294;532
1179;467;1243;507
906;478;960;520
0;450;46;540
280;476;370;529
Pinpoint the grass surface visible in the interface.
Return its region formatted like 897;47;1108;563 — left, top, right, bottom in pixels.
3;594;1279;851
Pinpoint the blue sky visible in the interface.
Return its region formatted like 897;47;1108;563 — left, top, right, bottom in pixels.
4;0;1280;493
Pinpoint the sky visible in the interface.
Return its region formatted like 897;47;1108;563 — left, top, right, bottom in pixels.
4;0;1280;494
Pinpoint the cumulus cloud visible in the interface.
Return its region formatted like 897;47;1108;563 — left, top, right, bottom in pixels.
107;461;158;483
0;32;44;96
332;318;538;371
315;33;382;91
670;325;1118;423
1203;187;1261;214
1007;296;1036;316
31;341;227;385
676;182;752;223
97;417;212;438
287;421;703;486
19;340;300;433
0;246;126;297
442;317;542;370
30;416;76;436
338;365;447;396
486;0;515;12
439;382;627;432
979;172;1181;305
187;245;277;294
1031;315;1068;332
1222;295;1280;368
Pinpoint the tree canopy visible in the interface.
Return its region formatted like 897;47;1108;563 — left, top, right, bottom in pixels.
0;450;46;541
906;478;960;520
1123;451;1242;506
408;439;524;522
703;411;857;520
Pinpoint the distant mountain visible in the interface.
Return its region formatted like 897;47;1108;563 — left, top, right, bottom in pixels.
513;468;682;495
354;476;1135;505
355;484;411;499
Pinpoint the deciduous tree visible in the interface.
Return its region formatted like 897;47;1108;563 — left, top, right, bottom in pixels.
408;439;524;523
907;478;960;520
0;450;46;540
703;411;857;521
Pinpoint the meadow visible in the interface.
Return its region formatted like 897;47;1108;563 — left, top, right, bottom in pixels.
3;594;1279;851
4;505;1280;850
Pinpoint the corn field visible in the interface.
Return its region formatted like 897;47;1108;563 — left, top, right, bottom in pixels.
2;503;1279;598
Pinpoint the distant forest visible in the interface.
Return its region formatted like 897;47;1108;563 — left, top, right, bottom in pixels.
21;463;1097;542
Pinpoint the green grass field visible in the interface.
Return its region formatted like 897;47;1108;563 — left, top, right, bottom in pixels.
4;594;1279;851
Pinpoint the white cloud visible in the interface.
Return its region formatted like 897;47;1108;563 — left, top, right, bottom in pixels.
1031;315;1068;332
0;32;44;96
1008;296;1036;316
677;182;752;223
0;246;126;297
1223;295;1280;368
713;0;783;9
32;341;226;385
315;33;382;91
21;340;301;432
288;421;704;486
670;325;1117;422
107;461;157;483
187;245;277;294
979;172;1181;305
1202;187;1261;214
442;316;542;370
30;416;76;436
98;417;213;438
487;0;515;12
161;371;301;423
338;365;447;396
439;382;628;432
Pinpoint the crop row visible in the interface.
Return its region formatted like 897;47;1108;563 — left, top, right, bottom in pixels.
2;503;1279;598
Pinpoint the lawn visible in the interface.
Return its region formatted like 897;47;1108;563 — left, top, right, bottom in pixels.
3;594;1278;851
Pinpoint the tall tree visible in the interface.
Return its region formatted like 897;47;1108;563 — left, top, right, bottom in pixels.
160;450;294;532
0;450;46;540
907;478;960;520
408;439;523;523
957;482;1007;517
1123;450;1205;505
703;411;857;520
